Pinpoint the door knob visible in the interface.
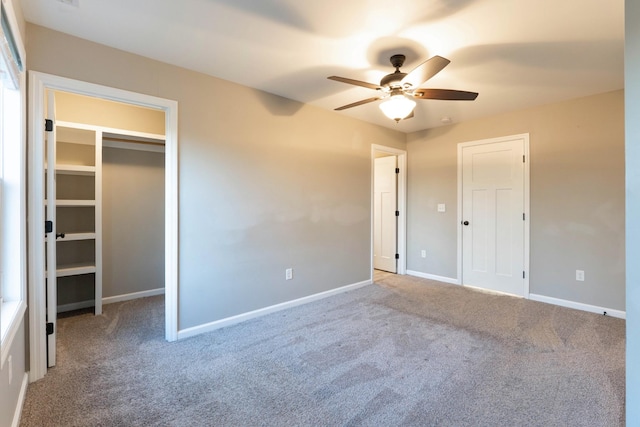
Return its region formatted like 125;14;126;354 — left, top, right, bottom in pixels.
462;221;469;226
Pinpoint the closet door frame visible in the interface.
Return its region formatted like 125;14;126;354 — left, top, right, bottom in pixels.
27;71;179;382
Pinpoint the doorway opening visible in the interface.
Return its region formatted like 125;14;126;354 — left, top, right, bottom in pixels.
371;144;407;279
28;72;178;382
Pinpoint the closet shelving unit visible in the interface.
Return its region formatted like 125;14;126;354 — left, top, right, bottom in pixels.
46;120;165;315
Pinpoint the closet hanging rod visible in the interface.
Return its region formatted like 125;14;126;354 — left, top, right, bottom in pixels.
102;136;165;146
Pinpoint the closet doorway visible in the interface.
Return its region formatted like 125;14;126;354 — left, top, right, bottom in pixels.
28;72;178;382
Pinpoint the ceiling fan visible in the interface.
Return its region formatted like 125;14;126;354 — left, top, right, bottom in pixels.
328;54;478;122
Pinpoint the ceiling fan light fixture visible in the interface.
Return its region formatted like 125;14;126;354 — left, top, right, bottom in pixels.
379;94;416;122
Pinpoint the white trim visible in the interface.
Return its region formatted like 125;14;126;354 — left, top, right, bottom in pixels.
370;144;407;277
0;0;26;72
456;133;530;297
103;287;164;304
27;73;45;382
0;0;27;373
0;301;25;367
529;293;626;319
94;129;103;315
406;270;460;285
56;300;94;313
178;280;372;340
10;373;29;427
57;288;166;313
27;71;179;382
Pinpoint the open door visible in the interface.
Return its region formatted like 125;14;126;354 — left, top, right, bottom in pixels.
373;155;398;273
44;90;57;367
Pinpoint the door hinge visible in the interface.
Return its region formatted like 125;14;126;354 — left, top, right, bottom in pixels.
523;155;525;163
395;167;400;174
46;322;54;335
523;213;525;221
45;220;53;234
395;211;399;217
523;271;526;279
45;119;53;132
395;254;400;260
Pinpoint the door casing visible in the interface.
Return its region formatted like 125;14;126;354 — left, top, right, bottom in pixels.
27;71;179;382
457;133;530;296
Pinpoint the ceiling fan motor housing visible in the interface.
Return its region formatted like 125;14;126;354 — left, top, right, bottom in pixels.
380;54;408;88
390;54;406;69
380;71;407;88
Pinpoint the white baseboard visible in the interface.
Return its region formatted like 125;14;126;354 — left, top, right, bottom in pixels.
102;288;165;304
12;373;29;427
529;293;626;319
57;288;165;313
406;270;460;285
177;279;372;340
404;273;625;319
57;300;95;313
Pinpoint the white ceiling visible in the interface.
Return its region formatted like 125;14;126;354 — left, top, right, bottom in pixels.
20;0;624;133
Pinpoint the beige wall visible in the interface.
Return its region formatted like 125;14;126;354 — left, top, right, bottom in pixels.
407;90;625;310
26;24;406;329
0;321;26;427
102;147;165;298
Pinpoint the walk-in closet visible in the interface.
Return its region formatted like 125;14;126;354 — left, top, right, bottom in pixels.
47;91;166;314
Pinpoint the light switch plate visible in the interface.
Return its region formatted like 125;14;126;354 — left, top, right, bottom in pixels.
437;203;446;212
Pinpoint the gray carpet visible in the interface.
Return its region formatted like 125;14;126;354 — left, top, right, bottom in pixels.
20;273;625;426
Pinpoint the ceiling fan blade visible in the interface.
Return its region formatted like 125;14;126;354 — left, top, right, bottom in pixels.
413;89;479;101
401;56;450;89
334;96;382;111
328;76;382;90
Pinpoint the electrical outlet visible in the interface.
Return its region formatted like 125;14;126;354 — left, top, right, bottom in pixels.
576;270;585;281
421;250;426;258
285;268;293;280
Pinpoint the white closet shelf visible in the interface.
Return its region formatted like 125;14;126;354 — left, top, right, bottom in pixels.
54;164;96;175
60;232;96;241
56;263;96;277
46;232;96;242
49;199;96;207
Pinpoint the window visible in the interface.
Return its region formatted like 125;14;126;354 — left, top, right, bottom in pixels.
0;0;25;367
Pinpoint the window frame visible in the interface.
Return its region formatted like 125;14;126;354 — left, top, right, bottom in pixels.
0;0;26;368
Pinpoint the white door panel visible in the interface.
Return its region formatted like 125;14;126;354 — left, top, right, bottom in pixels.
462;137;525;296
374;156;397;273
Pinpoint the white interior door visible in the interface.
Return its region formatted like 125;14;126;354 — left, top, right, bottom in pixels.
461;137;525;296
374;155;397;273
45;90;57;367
